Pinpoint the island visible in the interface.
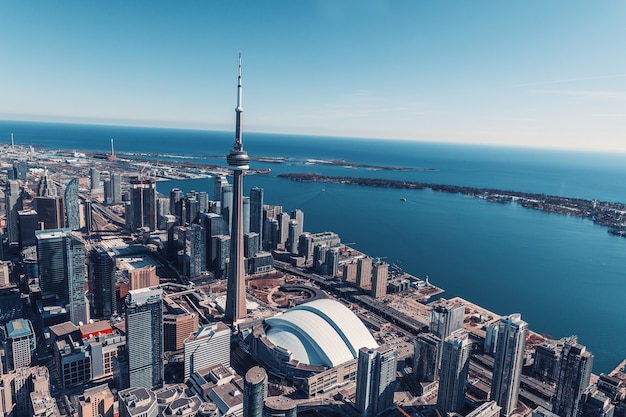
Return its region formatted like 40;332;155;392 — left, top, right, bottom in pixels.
278;172;626;237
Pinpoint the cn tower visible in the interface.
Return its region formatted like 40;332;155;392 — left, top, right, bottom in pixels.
225;54;250;325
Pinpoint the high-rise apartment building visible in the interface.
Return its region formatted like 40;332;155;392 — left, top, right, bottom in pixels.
357;256;373;289
553;340;594;417
90;168;100;191
127;177;157;231
5;180;22;246
356;346;397;417
414;332;441;385
244;366;267;417
65;178;80;230
429;299;465;340
36;229;89;325
491;313;528;417
249;187;264;243
111;172;122;204
371;261;388;299
125;287;163;389
224;54;250;326
437;329;472;414
89;246;116;318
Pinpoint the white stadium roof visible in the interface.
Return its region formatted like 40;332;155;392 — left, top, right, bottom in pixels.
265;298;378;368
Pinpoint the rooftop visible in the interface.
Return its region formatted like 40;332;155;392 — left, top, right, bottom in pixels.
6;318;33;339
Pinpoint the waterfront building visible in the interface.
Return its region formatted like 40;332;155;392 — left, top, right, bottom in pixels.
250;187;264;243
90;167;100;191
125;287;163;389
5;180;22;246
263;396;297;417
65;178;80;230
553;340;594;417
357;256;373;289
36;229;89;325
224;54;250;326
371;261;388;299
127;177;157;232
5;318;35;370
343;260;357;283
491;313;528;417
89;246;116;318
413;332;441;387
244;366;267;417
34;196;66;230
580;389;615;417
326;247;340;277
286;219;299;254
119;387;159;417
182;321;230;380
429;299;465;340
533;336;576;383
484;322;499;355
436;329;472;414
356;346;397;417
277;211;290;247
163;312;199;352
290;208;304;237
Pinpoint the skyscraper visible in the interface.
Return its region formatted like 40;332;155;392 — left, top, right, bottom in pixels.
125;287;163;389
127;177;157;231
111;171;122;204
413;332;441;385
553;339;594;417
356;256;373;289
371;261;388;299
89;246;116;318
491;313;528;417
183;322;230;381
36;229;89;325
65;178;80;230
356;346;397;417
5;319;35;370
5;180;22;246
34;196;65;230
224;54;250;326
249;187;264;243
437;329;472;414
90;167;100;191
429;299;465;340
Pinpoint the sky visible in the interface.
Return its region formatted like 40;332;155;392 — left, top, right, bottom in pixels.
1;1;626;151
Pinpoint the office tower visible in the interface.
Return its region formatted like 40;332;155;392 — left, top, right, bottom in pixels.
553;340;594;417
5;180;22;246
430;299;465;340
491;313;528;417
371;261;388;299
357;256;373;289
221;184;233;228
127;177;157;231
12;160;27;180
125;287;163;389
170;188;183;223
5;319;35;370
78;384;115;417
250;187;264;243
262;397;297;417
34;196;66;230
414;333;441;385
18;209;38;248
111;172;122;204
189;223;206;278
356;346;397;417
186;191;199;224
36;229;89;325
163;312;198;352
183;322;230;380
224;54;250;326
244;366;267;417
37;168;58;197
437;329;472;414
118;387;158;417
84;201;93;234
65;178;80;230
213;235;230;279
90;167;100;191
89;246;116;318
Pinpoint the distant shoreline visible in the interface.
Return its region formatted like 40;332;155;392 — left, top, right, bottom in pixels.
278;172;626;237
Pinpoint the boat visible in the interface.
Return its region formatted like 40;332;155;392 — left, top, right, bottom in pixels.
400;197;407;202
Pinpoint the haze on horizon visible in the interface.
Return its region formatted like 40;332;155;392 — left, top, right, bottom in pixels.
1;1;625;152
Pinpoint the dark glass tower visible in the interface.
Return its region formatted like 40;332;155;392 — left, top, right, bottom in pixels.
89;246;116;318
224;54;250;325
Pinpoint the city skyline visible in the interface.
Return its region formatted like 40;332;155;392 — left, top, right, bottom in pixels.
2;1;626;152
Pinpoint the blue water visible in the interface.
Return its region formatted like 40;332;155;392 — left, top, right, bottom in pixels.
2;120;625;373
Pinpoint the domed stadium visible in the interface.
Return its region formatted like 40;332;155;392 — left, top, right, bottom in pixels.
249;298;378;396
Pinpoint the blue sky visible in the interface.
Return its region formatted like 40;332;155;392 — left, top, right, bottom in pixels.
1;1;626;151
